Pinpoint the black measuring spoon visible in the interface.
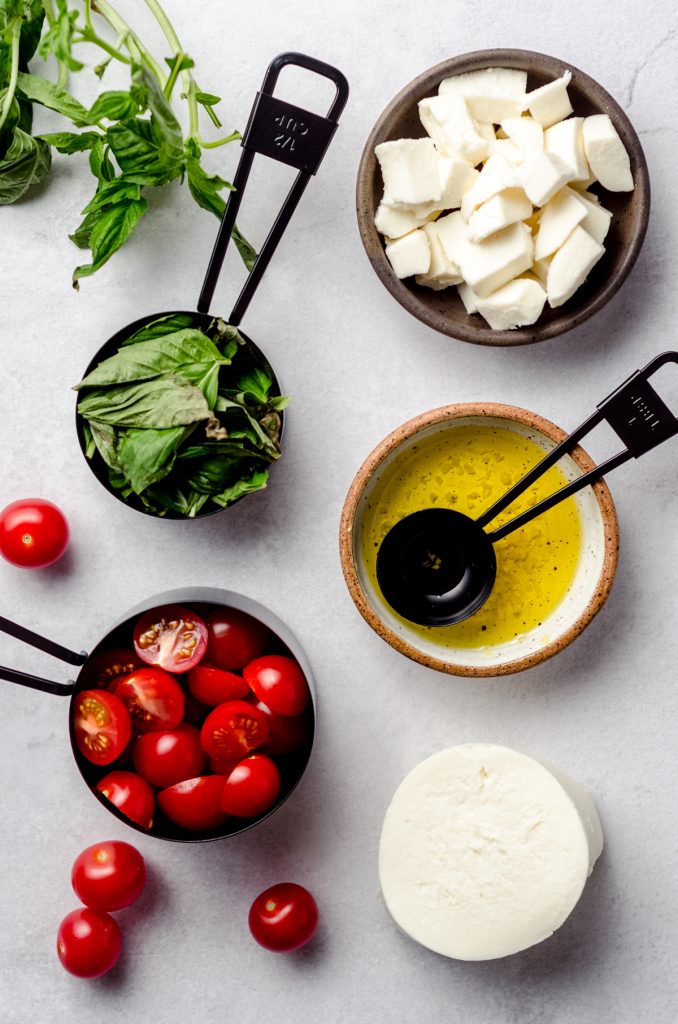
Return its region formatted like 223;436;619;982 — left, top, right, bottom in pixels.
377;352;678;627
76;52;348;519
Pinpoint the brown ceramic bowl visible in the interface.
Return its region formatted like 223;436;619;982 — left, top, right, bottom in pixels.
356;49;650;346
339;404;619;676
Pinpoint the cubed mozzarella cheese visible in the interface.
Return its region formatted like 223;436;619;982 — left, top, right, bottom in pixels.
547;225;604;306
475;276;547;329
437;212;534;298
531;254;553;284
374;203;436;238
457;281;479;313
467;188;532;243
534;187;587;260
379;745;604;961
384;229;431;278
575;190;613;244
375;138;442;208
526;70;573;128
544;117;589;181
419;94;488;164
519;151;572;206
486;137;524;165
582;114;634;191
499;115;544;157
438;157;480;210
460;153;521;220
438;68;527;122
415;221;462;289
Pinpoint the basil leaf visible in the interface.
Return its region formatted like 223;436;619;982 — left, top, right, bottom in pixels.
143;480;210;518
164;54;195;74
107;118;183;186
117;425;195;493
39;130;101;154
77;374;210;428
88;90;138;123
16;71;89;125
18;0;43;66
37;0;82;72
178;442;272;463
233;366;274;404
89;420;121;470
134;65;183;153
75;329;223;388
195;91;220;106
89;138;115;182
69;208;99;249
122;313;198;345
73;196;147;284
80;178;141;215
186;152;233;217
0;127;51;204
211;467;270;508
178;360;221;406
232;224;257;272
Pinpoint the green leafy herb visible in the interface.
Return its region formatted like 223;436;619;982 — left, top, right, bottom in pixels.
77;374;210;429
0;124;49;202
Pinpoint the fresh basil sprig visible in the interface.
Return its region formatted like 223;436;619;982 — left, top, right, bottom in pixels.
76;315;287;518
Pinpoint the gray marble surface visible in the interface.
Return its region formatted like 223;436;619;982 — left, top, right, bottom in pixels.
1;1;677;1021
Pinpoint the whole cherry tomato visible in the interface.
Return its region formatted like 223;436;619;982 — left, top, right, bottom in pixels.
96;770;155;829
243;655;309;717
248;883;318;952
133;605;207;673
200;700;269;761
57;908;122;978
206;609;269;671
73;689;131;766
253;701;311;756
158;775;227;831
187;664;249;706
0;498;69;568
71;840;146;911
115;667;184;733
221;754;280;818
133;724;206;789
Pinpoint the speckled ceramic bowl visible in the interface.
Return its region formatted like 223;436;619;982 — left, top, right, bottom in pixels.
356;49;650;346
339;405;619;676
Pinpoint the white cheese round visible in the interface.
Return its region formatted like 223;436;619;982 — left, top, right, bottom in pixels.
379;744;603;961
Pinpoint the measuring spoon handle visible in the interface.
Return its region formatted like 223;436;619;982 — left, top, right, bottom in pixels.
0;616;86;696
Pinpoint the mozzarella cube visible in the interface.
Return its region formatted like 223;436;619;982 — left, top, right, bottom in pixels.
457;281;479;313
419;95;488;164
500;116;544;157
375;138;442;208
531;255;552;284
519;152;572;206
547;225;604;307
544;117;589;181
439;68;527;123
467;188;533;243
575;190;612;244
461;153;521;220
582;114;634;191
475;276;547;330
438;157;480;210
437;213;534;298
487;137;524;165
374;203;436;238
534;187;587;260
526;71;573;128
415;222;462;290
384;229;431;279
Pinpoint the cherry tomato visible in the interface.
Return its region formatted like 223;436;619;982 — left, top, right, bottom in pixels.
133;724;206;789
72;840;146;911
73;689;132;766
133;605;207;673
187;664;249;706
0;498;69;568
206;609;269;671
114;667;184;733
96;770;155;829
254;701;311;756
181;688;210;725
83;649;143;690
243;655;309;717
248;883;318;953
208;754;241;775
158;775;227;831
57;908;122;978
200;700;269;761
221;754;280;818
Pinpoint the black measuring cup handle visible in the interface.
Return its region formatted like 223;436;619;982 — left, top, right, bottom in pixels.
0;615;86;695
477;351;678;543
197;51;349;323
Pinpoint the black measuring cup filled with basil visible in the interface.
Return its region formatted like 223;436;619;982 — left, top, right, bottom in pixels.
75;53;348;520
377;352;678;627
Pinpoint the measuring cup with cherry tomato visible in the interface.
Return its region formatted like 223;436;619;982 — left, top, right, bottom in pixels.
0;589;315;842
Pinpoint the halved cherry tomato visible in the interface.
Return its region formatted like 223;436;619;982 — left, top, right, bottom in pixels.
133;724;206;789
248;883;318;953
187;664;250;706
244;655;309;717
114;667;184;733
73;690;131;766
206;609;269;671
71;841;146;911
200;700;269;761
57;908;122;978
96;770;155;829
254;701;311;756
158;775;227;831
133;605;208;674
221;754;280;818
0;498;69;569
83;649;143;690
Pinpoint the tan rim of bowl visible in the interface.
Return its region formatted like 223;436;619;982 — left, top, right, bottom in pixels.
339;403;619;676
